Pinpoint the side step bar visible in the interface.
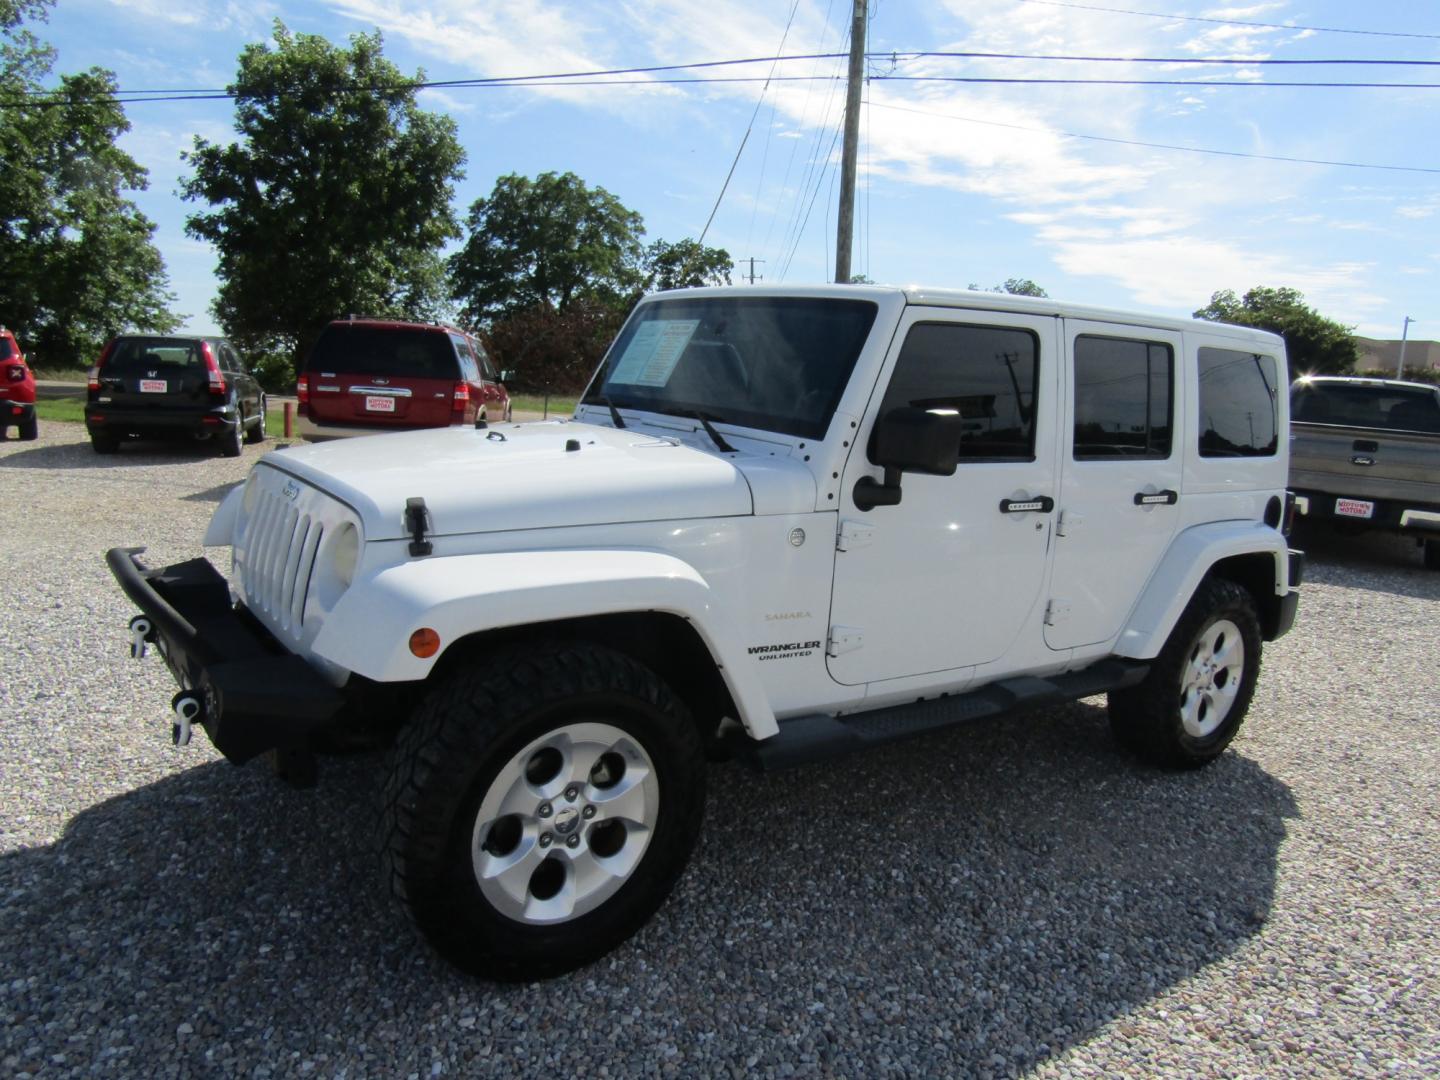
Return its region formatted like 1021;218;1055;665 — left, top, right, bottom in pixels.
737;659;1150;771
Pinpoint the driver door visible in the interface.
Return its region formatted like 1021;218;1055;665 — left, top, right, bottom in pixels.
828;308;1061;686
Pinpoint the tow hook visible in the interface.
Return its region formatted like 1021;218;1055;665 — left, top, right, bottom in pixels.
128;615;154;659
170;691;203;747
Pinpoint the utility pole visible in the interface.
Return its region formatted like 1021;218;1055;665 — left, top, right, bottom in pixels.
834;0;867;285
739;257;765;285
1396;315;1415;379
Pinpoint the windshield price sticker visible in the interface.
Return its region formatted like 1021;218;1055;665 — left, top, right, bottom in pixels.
610;319;700;387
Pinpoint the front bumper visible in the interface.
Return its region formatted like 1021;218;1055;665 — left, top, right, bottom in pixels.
107;547;345;763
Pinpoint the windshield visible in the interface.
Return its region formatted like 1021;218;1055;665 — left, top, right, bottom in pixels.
1292;382;1440;434
584;296;878;440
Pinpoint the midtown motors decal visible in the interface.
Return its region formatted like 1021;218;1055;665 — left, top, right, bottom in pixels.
748;640;823;662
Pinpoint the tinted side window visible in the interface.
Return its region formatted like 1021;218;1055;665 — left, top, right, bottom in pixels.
449;334;481;383
1198;347;1279;457
877;322;1038;462
1073;336;1172;459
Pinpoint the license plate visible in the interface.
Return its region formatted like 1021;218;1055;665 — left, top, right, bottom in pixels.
140;379;168;393
1335;498;1374;519
365;395;396;413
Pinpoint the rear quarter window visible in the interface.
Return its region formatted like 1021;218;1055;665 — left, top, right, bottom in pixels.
1197;347;1279;457
0;339;13;360
307;325;460;380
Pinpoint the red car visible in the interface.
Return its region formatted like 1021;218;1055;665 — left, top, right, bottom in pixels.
0;328;37;441
296;318;509;441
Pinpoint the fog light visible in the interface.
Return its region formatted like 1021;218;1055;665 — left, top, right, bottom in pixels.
409;628;441;658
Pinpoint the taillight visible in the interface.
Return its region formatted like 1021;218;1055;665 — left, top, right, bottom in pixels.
296;373;310;406
201;342;226;397
6;365;23;382
452;381;470;413
88;340;113;391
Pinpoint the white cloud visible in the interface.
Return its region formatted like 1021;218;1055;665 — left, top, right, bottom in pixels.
106;0;277;34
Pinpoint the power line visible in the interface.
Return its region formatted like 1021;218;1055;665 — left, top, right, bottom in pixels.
867;100;1440;174
1012;0;1440;41
874;76;1440;89
13;49;1440;109
696;0;804;247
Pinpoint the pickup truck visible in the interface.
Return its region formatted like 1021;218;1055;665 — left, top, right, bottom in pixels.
1289;376;1440;569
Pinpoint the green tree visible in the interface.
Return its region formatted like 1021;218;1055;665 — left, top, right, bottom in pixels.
642;238;732;292
1194;286;1357;375
0;0;179;366
183;23;464;370
969;278;1049;298
450;171;645;323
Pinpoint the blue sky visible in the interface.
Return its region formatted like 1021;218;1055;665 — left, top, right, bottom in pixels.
37;0;1440;340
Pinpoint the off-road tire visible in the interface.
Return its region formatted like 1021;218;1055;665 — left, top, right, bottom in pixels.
91;433;118;454
219;416;243;457
1108;576;1262;769
380;641;706;981
18;414;37;441
245;395;267;444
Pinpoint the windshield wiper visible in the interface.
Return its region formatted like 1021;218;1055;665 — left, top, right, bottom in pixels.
599;395;626;430
679;409;736;453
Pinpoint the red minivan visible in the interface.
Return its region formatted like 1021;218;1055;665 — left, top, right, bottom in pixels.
296;318;509;441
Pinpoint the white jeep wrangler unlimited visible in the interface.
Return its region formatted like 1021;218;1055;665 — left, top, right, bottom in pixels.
110;285;1302;980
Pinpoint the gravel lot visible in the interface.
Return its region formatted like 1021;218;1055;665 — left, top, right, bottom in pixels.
2;421;1437;1079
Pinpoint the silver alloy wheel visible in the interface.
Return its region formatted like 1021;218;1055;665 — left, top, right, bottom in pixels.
1179;617;1245;738
471;722;659;925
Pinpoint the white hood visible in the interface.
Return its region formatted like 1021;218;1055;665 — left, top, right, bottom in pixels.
262;421;770;540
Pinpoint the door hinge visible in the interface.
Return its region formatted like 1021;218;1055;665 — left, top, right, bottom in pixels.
1056;510;1084;537
836;520;874;552
1044;600;1071;626
827;625;864;657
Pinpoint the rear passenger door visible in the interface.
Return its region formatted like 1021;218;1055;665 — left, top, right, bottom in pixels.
1044;321;1183;651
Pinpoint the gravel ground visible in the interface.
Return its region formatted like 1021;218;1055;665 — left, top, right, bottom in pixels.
1;421;1436;1079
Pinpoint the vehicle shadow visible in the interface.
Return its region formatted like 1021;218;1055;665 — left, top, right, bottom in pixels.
0;435;238;470
0;702;1295;1077
1292;520;1439;600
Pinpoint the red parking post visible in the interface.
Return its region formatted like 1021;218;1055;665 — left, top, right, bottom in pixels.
284;401;293;438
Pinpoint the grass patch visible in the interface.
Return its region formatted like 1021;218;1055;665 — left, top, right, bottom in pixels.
30;366;90;382
37;398;288;434
509;393;577;417
36;399;86;423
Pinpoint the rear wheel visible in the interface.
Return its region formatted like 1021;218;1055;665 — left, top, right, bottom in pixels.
18;414;37;441
1424;538;1440;571
245;394;267;444
91;432;119;454
381;642;705;981
1109;576;1262;768
219;415;243;457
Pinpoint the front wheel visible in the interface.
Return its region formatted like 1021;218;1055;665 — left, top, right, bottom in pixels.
381;642;706;980
1108;577;1262;768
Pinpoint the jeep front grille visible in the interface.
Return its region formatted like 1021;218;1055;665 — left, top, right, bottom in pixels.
240;487;324;634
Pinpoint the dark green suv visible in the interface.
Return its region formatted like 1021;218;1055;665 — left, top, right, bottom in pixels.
85;335;266;456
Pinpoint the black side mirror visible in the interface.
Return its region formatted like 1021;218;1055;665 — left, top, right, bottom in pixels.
854;406;961;510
